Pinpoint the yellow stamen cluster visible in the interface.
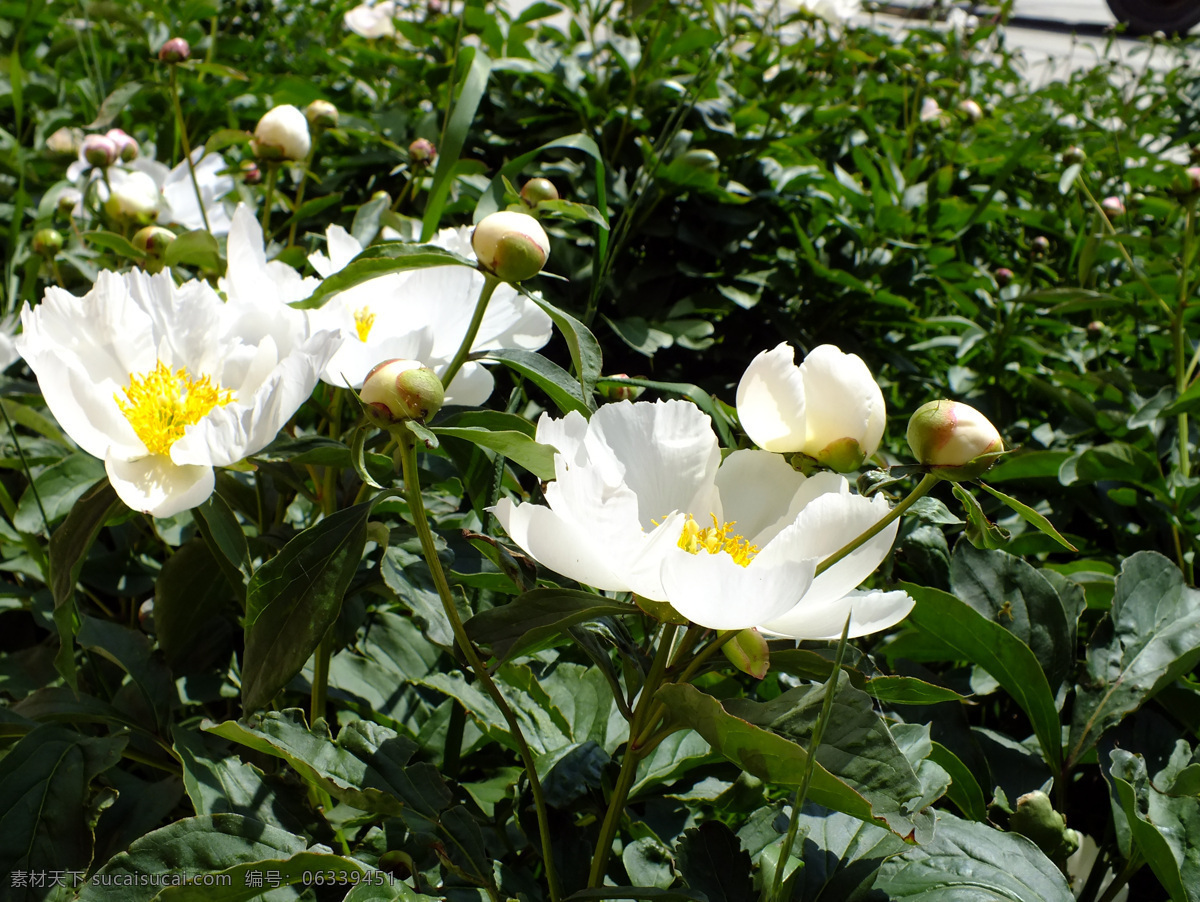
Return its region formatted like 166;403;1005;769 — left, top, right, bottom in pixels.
354;306;376;342
677;514;759;567
115;361;234;456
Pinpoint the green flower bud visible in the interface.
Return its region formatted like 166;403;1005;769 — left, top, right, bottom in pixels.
361;359;444;425
813;436;867;474
305;99;339;131
1010;791;1077;863
32;229;64;258
132;226;177;258
907;400;1004;481
471;211;550;283
678;148;719;173
720;628;770;679
520;177;559;207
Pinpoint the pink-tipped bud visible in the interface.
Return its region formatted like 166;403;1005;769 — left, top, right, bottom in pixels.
471;211;550;283
158;37;191;63
361;359;445;425
995;267;1014;287
907;399;1004;481
82;134;118;168
1187;167;1200;192
105;128;139;162
240;161;262;185
1031;236;1050;255
132;225;176;257
721;628;770;679
305;99;339;130
520;177;560;207
409;137;437;164
958;99;983;123
1101;196;1125;216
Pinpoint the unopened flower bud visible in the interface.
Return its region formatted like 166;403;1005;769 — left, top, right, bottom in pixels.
678;148;719;173
305;99;339;130
46;127;81;156
32;229;64;258
599;375;644;402
103;171;161;223
958;99;983;123
361;359;444;425
1187;167;1200;192
1010;791;1078;863
138;598;155;633
907;399;1004;480
409;137;437;164
132;225;176;257
158;37;191;63
520;177;559;207
1031;236;1050;256
82;134;118;168
721;628;770;679
995;267;1014;287
240;161;262;185
371;190;391;204
251;104;311;162
1062;145;1086;165
105;128;139;162
57;188;82;217
472;210;550;282
1087;320;1104;337
1101;195;1125;216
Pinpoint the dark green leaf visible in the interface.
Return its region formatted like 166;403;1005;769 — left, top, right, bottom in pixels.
464;588;632;663
163;229;221;272
676;821;753;902
85;80;141;129
14;453;105;534
951;483;1009;549
485;348;591;415
154;539;236;672
430;426;558;480
978;481;1077;551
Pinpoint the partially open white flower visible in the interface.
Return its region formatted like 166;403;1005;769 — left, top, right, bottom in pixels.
16;269;340;517
252;105;311;162
104;170;161;222
493;399;912;636
310;223;552;406
345;0;397;38
737;343;885;472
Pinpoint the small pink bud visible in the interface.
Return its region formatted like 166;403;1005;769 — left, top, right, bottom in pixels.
995;267;1014;287
105;128;139;162
1187;167;1200;192
409;137;437;164
82;134;118;168
1031;236;1050;255
1101;196;1125;216
958;99;983;123
240;161;262;185
158;37;191;63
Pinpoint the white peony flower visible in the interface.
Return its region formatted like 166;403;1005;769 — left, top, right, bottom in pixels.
310;224;553;406
15;269;341;517
787;0;861;24
737;343;885;472
493;399;912;637
222;204;323;309
103;170;162;221
344;0;397;38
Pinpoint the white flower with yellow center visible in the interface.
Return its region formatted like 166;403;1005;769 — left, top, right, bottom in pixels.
493;399;913;637
16;269;341;517
308;224;552;406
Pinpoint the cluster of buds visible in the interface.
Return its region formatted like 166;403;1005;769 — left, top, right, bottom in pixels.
471;211;550;283
252;104;311;162
81;129;141;167
907;399;1004;481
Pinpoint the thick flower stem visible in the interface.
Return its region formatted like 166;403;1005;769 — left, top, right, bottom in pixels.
767;613;853;902
168;65;212;234
587;623;679;888
398;433;561;902
440;273;501;390
261;163;279;235
814;473;939;577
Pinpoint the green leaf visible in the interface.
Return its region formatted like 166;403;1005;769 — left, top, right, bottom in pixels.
202;128;251;152
534;199;609;229
14;453;106;534
82;230;144;260
430;426;558;480
48;480;123;687
675;821;753;902
928;742;988;822
77;814;305;902
194;492;253;589
1057;162;1082;194
77;616;176;727
295;244;475;308
205;710;452;823
85;80;141;129
978;481;1077;551
872;811;1073;901
903;582;1063;771
951;483;1009;549
352;191;390;246
163;229;222;272
242;501;371;712
522;291;603;405
563;891;707;901
1068;552;1200;768
464;588;632;663
770;649;968;706
485;348;591;415
421;47;491;241
0;724;127;898
343;878;441;901
949;542;1074;690
1106;747;1200;902
155;852;379;901
475;133;606;220
657;680;937;841
154;539;236;672
622;836;675;890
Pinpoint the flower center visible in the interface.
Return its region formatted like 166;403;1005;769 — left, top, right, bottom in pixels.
354;306;376;342
677;514;758;568
115;361;235;456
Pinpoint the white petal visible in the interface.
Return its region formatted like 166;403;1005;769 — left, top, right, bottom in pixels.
106;454;214;518
736;343;807;453
492;498;631;592
534;410;589;467
799;344;886;458
583;400;720;530
761;588;914;640
713;449;808;545
325;225;364;273
442;361;494;407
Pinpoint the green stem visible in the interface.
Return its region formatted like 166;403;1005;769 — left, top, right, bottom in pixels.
814;473;939;578
587;623;678;888
767;613;854;902
310;631;333;723
1175;203;1194;482
287;143;317;248
261;163;278;235
1077;180;1171;317
169;65;212;234
440;273;500;390
398;434;560;902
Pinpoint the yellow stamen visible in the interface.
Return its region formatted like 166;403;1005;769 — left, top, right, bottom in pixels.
115;361;234;456
354;306;376;342
677;513;758;567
